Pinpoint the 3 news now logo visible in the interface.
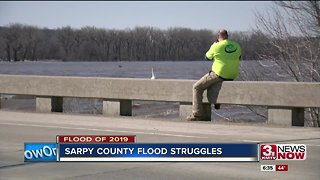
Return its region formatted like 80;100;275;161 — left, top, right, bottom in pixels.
260;144;306;160
24;143;57;162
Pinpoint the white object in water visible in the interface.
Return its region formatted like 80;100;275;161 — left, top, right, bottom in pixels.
151;68;156;79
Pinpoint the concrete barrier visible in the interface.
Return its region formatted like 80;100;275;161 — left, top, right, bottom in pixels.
1;74;320;126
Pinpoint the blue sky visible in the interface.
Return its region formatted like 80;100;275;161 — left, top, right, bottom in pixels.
0;1;273;31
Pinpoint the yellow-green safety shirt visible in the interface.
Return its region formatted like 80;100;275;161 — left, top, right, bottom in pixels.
205;39;241;79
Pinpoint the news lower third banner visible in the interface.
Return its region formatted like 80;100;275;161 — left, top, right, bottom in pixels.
24;143;258;162
59;143;258;162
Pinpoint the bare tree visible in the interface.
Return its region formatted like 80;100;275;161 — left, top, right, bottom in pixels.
57;26;77;60
0;24;41;61
0;28;6;61
81;27;114;61
1;24;25;61
255;0;320;126
22;25;43;61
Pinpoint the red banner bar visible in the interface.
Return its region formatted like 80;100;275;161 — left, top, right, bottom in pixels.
57;135;135;143
275;164;289;172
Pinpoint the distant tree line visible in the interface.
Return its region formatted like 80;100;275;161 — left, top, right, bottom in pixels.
0;24;275;62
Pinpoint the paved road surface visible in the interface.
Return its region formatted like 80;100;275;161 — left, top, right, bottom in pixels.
0;111;319;180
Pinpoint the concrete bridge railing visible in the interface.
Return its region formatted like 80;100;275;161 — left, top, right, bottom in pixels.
0;74;320;126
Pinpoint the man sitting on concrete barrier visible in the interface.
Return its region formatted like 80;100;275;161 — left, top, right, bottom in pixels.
187;29;242;121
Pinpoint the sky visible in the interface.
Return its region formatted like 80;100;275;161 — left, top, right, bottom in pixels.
0;1;274;31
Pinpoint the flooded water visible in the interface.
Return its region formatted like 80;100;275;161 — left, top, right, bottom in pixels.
0;60;291;80
0;60;293;123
